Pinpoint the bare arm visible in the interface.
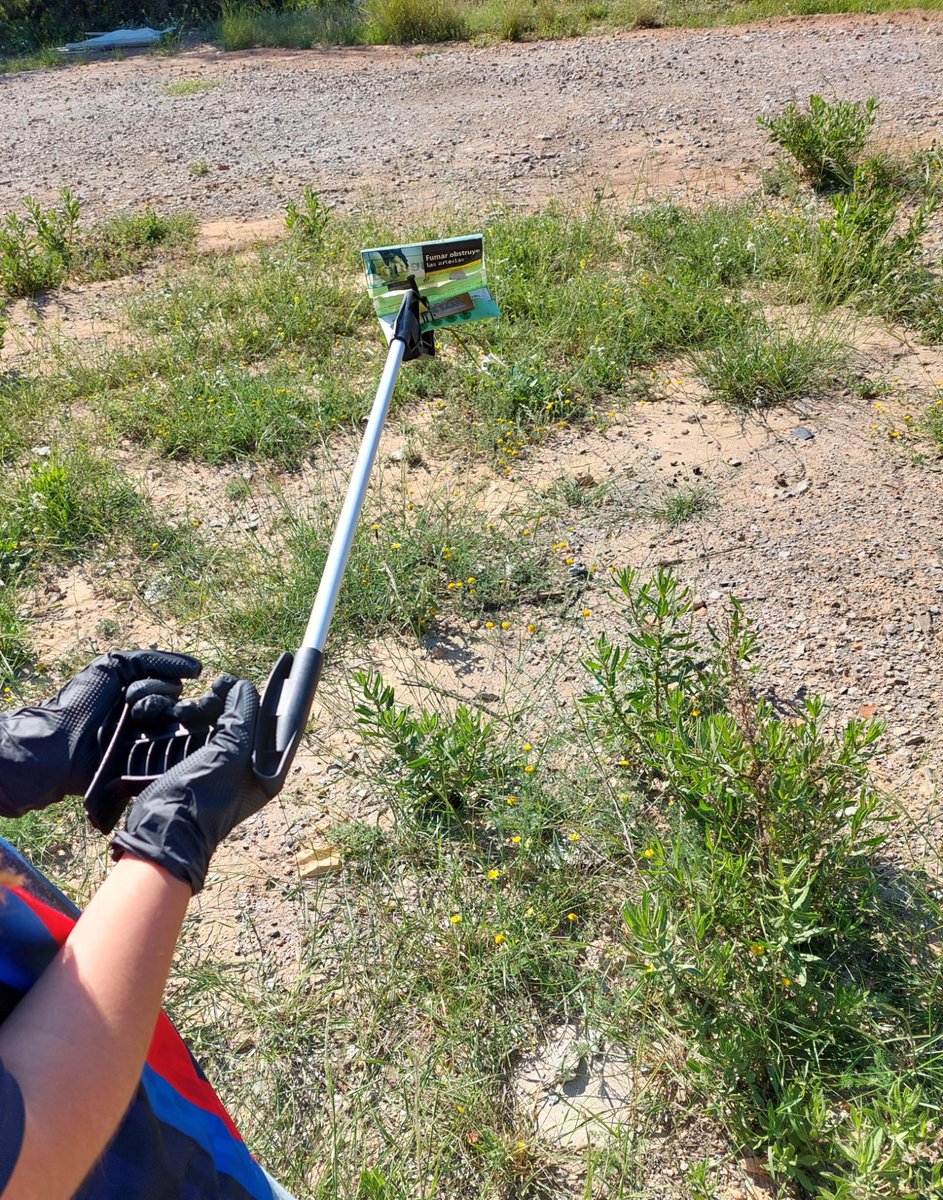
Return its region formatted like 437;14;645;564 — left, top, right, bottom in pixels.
0;856;191;1200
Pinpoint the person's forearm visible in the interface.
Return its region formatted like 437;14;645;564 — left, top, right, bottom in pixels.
0;856;191;1200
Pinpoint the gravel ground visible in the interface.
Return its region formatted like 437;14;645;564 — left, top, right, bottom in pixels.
1;9;941;219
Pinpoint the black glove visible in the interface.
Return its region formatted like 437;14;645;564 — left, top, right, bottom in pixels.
112;677;268;894
0;650;202;818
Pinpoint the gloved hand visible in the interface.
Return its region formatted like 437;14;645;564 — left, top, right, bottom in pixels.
0;650;202;818
112;676;268;894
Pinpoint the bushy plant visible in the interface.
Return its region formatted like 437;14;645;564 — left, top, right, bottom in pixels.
355;669;523;813
693;318;844;409
758;94;878;191
581;569;943;1196
366;0;466;43
0;189;79;296
802;186;939;332
284;186;331;249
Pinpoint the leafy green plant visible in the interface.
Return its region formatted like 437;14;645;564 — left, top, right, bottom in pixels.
693;319;843;409
355;669;521;813
0;188;79;296
581;569;943;1196
758;95;877;191
284;186;331;249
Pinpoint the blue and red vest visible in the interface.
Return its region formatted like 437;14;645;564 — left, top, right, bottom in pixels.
0;861;287;1199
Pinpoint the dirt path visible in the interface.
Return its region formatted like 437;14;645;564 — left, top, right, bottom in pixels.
2;9;941;219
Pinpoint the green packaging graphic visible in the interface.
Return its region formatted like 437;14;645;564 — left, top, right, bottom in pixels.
361;234;501;341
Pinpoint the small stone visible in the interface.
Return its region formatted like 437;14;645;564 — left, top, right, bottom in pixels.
387;447;405;462
915;612;932;633
297;846;342;879
728;457;743;467
790;426;815;441
904;733;927;747
793;479;812;495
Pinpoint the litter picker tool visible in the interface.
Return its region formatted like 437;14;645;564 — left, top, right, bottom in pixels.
85;234;499;834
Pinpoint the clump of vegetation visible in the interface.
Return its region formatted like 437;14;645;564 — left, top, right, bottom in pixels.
0;189;80;296
366;0;467;42
800;186;941;336
220;494;556;657
580;571;943;1196
693;319;844;409
0;190;196;298
758;94;878;191
215;2;363;50
162;77;220;96
650;481;712;525
924;391;943;452
284;185;331;249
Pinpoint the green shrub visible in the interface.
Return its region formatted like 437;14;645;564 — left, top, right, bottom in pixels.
582;569;943;1196
215;3;363;50
758;94;877;191
366;0;466;43
284;186;331;249
355;669;525;814
694;319;844;409
0;189;79;296
802;186;940;332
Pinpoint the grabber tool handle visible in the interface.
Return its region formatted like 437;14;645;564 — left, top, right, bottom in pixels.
85;286;428;834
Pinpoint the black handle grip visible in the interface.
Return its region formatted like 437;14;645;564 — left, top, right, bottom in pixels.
84;647;324;835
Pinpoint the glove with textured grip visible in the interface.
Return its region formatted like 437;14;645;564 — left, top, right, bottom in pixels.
0;650;202;817
112;677;268;894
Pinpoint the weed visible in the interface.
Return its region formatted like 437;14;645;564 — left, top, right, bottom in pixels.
0;46;62;74
694;319;844;409
582;569;943;1196
284;186;331;250
0;589;27;689
188;159;211;178
75;209;197;282
215;3;363;51
366;0;467;43
224;476;253;502
356;669;524;814
799;186;941;336
219;494;555;659
758;94;877;191
105;364;352;467
0;188;79;297
924;392;943;453
626;200;793;286
162;78;220;96
0;191;195;296
650;481;712;525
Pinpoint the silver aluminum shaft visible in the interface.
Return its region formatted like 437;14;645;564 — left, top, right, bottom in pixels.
301;335;407;653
